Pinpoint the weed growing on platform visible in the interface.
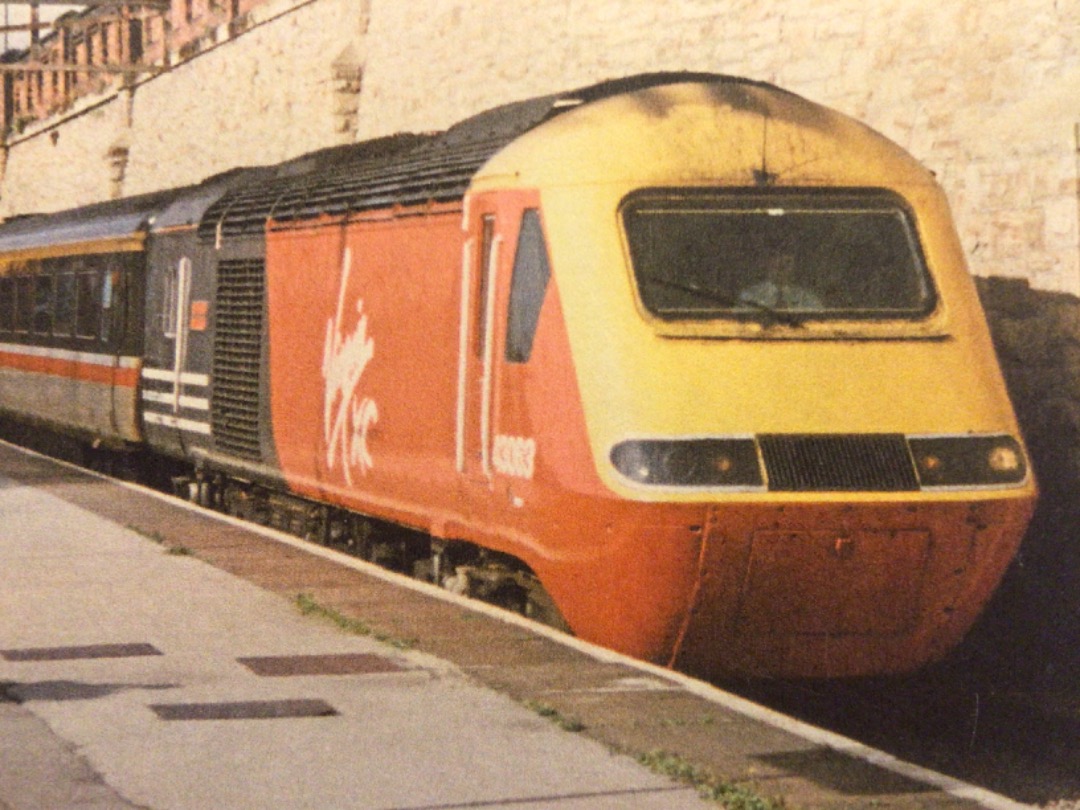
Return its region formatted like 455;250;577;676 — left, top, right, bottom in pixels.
294;592;415;649
525;700;586;732
127;525;166;545
128;524;197;559
637;750;784;809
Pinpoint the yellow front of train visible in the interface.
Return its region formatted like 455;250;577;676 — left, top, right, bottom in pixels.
475;78;1036;679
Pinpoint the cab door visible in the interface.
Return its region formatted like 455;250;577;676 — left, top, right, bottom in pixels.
141;237;216;458
140;253;192;454
458;196;502;484
457;191;550;495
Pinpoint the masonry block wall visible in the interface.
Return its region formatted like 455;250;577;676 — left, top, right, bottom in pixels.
1;97;132;212
0;0;1078;669
0;0;370;211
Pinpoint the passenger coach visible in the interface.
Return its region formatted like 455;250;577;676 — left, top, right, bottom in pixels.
0;192;170;446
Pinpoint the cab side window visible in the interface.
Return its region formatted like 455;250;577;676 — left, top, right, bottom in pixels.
505;209;551;363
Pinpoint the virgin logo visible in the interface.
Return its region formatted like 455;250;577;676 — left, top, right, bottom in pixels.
322;247;379;484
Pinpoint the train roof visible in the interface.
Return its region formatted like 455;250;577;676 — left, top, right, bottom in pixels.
150;166;273;232
196;132;436;240
197;73;773;241
0;166;268;257
0;187;179;256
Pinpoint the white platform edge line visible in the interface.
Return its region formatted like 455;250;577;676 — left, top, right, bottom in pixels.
0;438;1038;810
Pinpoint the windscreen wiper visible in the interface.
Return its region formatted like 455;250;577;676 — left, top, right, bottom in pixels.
641;274;805;327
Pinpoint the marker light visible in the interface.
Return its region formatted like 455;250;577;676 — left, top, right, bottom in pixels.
908;435;1028;488
988;445;1022;474
610;438;763;489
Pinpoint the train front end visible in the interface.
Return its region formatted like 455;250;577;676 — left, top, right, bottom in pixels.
477;78;1036;679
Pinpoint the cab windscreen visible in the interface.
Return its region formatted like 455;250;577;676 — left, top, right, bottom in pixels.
621;188;936;322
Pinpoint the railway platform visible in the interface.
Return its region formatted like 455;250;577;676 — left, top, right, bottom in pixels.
0;440;1032;810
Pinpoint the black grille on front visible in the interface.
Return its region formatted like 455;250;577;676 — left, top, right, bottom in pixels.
758;434;919;492
211;259;265;461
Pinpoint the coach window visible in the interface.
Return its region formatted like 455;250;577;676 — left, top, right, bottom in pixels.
54;270;77;337
75;269;100;339
505;209;551;363
0;278;12;332
100;257;133;343
14;276;32;333
32;274;54;335
100;264;117;341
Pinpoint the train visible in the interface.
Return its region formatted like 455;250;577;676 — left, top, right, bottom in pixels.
0;73;1036;679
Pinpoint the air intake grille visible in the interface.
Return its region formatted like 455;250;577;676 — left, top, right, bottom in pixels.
759;434;918;492
211;259;265;461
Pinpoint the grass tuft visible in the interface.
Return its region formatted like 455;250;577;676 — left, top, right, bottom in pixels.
127;524;197;559
525;700;586;732
294;593;415;649
636;750;786;809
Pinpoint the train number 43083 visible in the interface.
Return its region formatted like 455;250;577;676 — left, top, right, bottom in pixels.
493;435;536;480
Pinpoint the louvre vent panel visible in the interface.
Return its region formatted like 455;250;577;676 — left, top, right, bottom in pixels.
195;88;600;240
197;130;529;240
211;259;265;461
759;434;919;492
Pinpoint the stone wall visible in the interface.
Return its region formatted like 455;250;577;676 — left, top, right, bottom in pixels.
122;0;369;197
0;94;132;213
0;0;370;212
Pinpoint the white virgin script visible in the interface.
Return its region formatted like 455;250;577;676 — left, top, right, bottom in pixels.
322;247;379;485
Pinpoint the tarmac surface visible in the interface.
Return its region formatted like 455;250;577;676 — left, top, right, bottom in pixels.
0;440;1038;810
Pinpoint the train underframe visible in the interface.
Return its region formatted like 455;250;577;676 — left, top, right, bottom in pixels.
167;462;570;631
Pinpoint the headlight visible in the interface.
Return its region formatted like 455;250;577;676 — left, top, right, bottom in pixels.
908;434;1028;488
610;438;764;489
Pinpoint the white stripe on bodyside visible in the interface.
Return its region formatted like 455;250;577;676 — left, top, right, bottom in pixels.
479;234;501;479
141;367;210;387
141;390;209;411
142;411;211;434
